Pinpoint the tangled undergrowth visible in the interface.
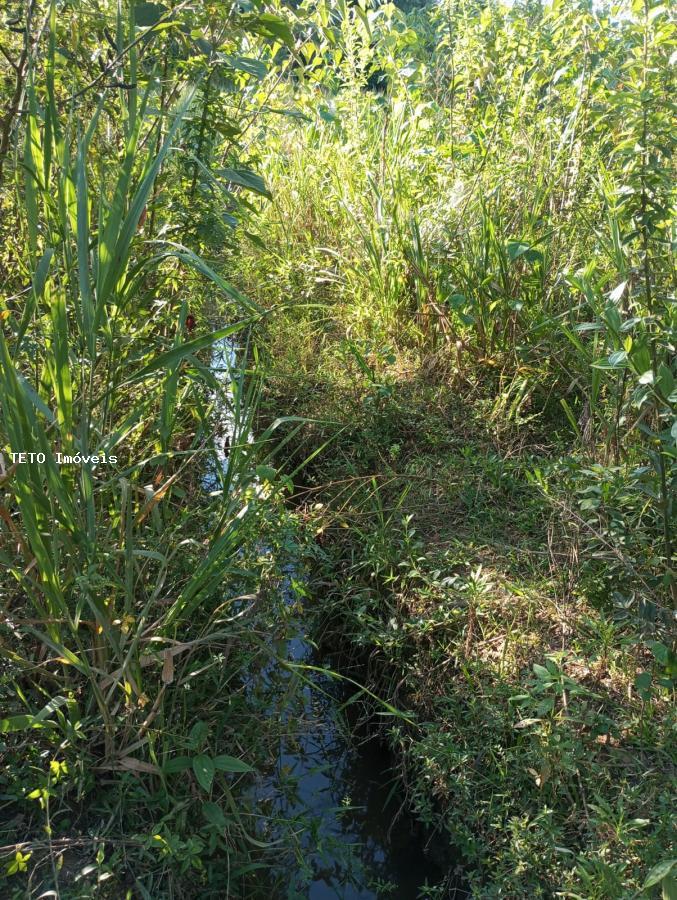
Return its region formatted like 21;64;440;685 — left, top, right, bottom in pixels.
235;0;675;895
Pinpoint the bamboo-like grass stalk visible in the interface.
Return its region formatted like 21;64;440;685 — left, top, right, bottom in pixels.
0;10;266;766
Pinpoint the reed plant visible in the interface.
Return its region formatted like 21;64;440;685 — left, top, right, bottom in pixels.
0;1;303;893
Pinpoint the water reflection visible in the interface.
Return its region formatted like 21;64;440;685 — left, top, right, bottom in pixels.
249;599;452;899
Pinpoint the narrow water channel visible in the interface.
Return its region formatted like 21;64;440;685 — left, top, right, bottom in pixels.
248;597;450;898
208;336;459;898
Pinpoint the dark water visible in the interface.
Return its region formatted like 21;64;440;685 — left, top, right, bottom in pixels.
208;337;461;899
249;601;451;899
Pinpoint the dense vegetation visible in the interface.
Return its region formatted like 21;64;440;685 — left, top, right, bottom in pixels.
0;0;674;897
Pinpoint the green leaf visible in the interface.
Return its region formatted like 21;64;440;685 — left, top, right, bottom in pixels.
506;241;543;265
448;293;468;310
0;696;73;733
657;364;675;398
220;55;267;80
193;755;215;792
163;756;192;774
560;399;582;440
189;720;209;750
319;105;337;123
134;2;168;26
647;641;669;665
23;78;41;258
591;357;617;370
634;671;652;698
533;664;551;679
508;693;531;705
16;248;53;350
661;874;677;900
213;755;254;773
607;350;628;368
644;859;676;889
249;13;294;46
0;715;34;733
217;167;271;199
254;465;277;483
536;697;555;715
202;801;227;828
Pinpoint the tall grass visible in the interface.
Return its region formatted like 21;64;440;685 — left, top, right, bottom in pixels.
240;0;675;618
0;4;299;893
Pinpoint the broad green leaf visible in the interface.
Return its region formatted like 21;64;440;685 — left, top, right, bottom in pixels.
634;671;652;697
0;696;73;733
217;167;271;199
607;350;628;368
0;715;36;733
220;55;267;80
189;720;209;749
163;756;192;774
193;754;215;792
249;13;294;46
657;364;674;398
507;241;543;265
645;859;676;889
213;755;254;773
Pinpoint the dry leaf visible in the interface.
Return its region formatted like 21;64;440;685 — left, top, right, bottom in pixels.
116;757;161;775
161;649;174;684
